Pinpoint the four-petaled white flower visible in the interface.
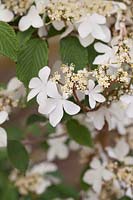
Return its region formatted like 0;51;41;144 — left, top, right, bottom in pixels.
0;2;14;22
19;5;43;31
27;66;51;103
83;157;113;194
93;42;117;66
86;80;105;109
77;13;111;47
38;81;80;127
120;94;133;118
106;138;133;165
47;124;69;160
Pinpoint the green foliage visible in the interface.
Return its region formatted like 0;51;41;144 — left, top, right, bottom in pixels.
17;28;35;48
0;22;18;61
6;126;23;140
60;36;88;70
7;140;29;172
26;114;47;125
39;184;79;199
66;119;93;147
17;38;48;86
119;197;131;200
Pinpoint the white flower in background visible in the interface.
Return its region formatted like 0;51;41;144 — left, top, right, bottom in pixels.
109;102;130;135
38;81;80;127
19;5;43;31
11;162;58;195
0;2;14;22
93;42;118;66
77;13;111;47
87;106;111;130
120;94;133;118
83;157;113;194
47;124;69;161
0;111;8;148
106;138;133;165
35;0;50;14
27;66;51;103
0;127;7;148
83;190;99;200
6;77;26;100
85;80;105;109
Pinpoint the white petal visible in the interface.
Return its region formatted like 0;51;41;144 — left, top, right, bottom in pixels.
61;24;74;38
106;147;117;160
56;145;69;159
47;81;61;99
94;42;111;53
0;127;7;148
92;24;106;40
27;88;40;101
36;91;47;105
0;9;14;22
63;100;80;115
100;25;111;43
49;102;64;127
103;169;113;181
90;158;101;169
93;54;109;65
120;95;133;104
19;16;31;31
38;99;56;115
78;18;92;38
90;13;106;24
47;148;57;161
79;34;94;47
126;103;133;118
89;95;96;109
29;77;42;89
88;80;95;91
92;93;105;103
93;85;103;93
52;20;65;31
38;66;51;83
36;179;51;194
7;77;23;91
0;111;8;124
28;5;43;28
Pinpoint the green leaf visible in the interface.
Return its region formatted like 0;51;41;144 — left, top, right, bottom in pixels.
66;119;93;147
1;184;18;200
17;28;35;48
6;126;23;140
26;114;47;125
0;22;18;61
60;36;88;70
17;38;48;86
39;184;79;199
119;197;131;200
7;140;29;172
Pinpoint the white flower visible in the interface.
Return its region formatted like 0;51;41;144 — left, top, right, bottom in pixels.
85;80;105;109
77;13;111;47
38;81;80;127
0;111;8;148
93;42;117;66
19;5;43;31
0;3;14;22
47;124;69;160
120;94;133;118
106;138;133;165
83;157;113;194
26;162;57;195
35;0;50;14
29;162;57;175
27;66;51;103
0;127;7;148
6;77;26;100
87;106;112;130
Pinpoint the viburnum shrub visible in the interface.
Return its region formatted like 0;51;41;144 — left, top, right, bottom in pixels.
0;0;132;199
